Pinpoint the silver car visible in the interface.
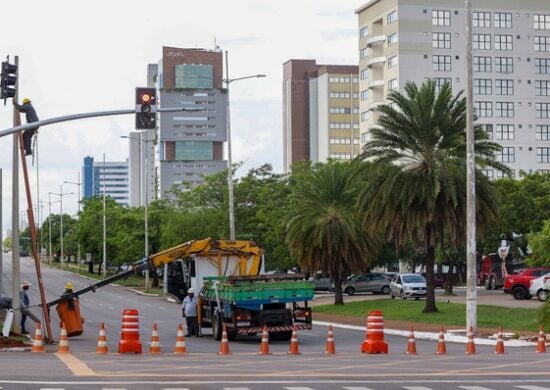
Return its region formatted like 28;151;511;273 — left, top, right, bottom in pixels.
390;273;427;300
341;272;392;296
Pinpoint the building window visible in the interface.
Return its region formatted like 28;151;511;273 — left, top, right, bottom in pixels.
537;147;550;163
479;123;493;139
535;58;550;74
329;138;352;145
474;101;493;117
329;76;353;83
473;12;491;28
387;10;397;24
495;57;513;73
329;92;351;99
500;147;515;163
536;103;550;118
361;111;369;122
473;34;491;50
387;55;398;68
360;47;368;59
360;90;369;101
494;12;512;29
495;35;513;51
432;55;451;71
360;25;369;37
329;152;352;160
360;68;369;80
361;132;368;143
535;36;550;52
536;125;550;140
433;78;452;93
433;32;451;49
536;80;550;96
473;56;492;72
538;169;550;174
495;79;514;95
330;122;352;129
483;169;495;181
388;78;398;91
534;14;550;30
432;10;451;26
474;79;492;95
496;124;515;140
387;33;398;46
329;107;353;114
496;102;514;118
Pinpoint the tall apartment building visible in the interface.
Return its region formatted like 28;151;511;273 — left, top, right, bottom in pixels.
283;60;360;173
357;0;550;178
127;130;155;207
150;47;228;198
82;156;129;206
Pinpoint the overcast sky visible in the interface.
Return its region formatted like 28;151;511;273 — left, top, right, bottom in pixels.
0;0;362;235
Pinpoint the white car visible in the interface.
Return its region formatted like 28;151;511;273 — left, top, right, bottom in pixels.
390;273;427;300
529;272;550;301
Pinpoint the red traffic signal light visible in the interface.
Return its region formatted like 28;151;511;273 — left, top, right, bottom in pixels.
138;91;153;105
135;87;157;130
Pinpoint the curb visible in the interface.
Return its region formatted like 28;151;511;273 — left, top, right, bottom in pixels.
313;320;535;347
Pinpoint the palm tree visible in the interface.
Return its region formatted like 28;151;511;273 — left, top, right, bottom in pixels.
286;161;376;305
357;80;508;313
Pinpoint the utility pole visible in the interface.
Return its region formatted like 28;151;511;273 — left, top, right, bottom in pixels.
11;55;21;333
465;0;478;334
64;172;82;270
102;153;107;279
0;168;3;293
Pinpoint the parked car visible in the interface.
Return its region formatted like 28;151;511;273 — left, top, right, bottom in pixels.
390;273;427;300
310;275;333;291
340;272;392;296
421;272;445;288
503;268;550;300
529;272;550;301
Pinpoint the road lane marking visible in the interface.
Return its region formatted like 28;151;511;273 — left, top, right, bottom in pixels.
54;352;96;376
224;388;252;390
403;387;435;390
459;387;496;390
343;387;374;390
516;387;550;390
283;388;315;390
163;388;190;390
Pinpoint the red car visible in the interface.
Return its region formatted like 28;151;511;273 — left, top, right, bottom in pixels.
504;268;550;300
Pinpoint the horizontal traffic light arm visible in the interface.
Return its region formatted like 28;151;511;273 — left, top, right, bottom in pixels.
0;107;203;138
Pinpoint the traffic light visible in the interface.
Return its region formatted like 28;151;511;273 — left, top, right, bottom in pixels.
135;87;157;129
1;59;17;103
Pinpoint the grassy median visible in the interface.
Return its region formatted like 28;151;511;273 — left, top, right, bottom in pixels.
314;299;541;333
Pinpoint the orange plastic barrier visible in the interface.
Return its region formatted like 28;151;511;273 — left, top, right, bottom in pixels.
361;310;388;354
118;309;142;354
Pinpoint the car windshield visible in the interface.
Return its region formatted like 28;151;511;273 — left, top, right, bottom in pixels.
402;275;425;283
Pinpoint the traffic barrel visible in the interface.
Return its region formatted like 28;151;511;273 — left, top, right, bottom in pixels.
258;325;271;355
435;326;447;355
218;325;231;355
287;326;301;355
174;323;188;354
325;324;336;354
361;310;388;354
149;322;161;354
537;325;546;353
31;321;45;353
57;322;70;353
495;326;505;354
96;322;108;354
465;326;476;355
118;309;142;354
406;325;417;355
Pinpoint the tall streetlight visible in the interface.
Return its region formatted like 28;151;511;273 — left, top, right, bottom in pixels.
49;185;73;265
121;133;153;289
47;194;60;263
224;51;266;240
64;173;82;268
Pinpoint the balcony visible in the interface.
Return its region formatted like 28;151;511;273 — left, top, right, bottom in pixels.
366;35;386;47
369;80;385;89
367;56;387;68
369;101;386;111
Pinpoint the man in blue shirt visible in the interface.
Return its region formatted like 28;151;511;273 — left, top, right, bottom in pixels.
181;288;199;337
19;281;39;334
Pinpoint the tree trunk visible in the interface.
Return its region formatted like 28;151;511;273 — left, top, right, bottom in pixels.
444;262;454;295
423;229;438;313
333;276;344;305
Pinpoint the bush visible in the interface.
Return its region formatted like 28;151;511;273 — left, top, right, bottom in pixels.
538;299;550;330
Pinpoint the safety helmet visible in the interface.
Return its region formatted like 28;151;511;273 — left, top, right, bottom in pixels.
187;288;195;294
22;98;31;104
65;282;73;290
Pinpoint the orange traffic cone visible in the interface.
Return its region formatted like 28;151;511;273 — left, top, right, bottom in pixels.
31;321;45;353
218;325;231;355
57;323;70;353
537;325;547;353
258;326;271;355
149;322;161;354
174;323;188;355
435;326;447;355
287;326;301;355
325;324;336;354
495;326;505;354
465;326;476;355
406;325;417;355
96;322;108;354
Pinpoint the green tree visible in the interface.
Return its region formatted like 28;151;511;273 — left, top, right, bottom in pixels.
527;219;550;267
286;161;377;305
357;81;506;313
3;236;12;251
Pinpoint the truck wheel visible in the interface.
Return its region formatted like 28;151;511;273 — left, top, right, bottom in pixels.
212;313;222;341
270;330;292;341
490;277;497;290
484;277;492;290
512;286;527;300
538;289;549;302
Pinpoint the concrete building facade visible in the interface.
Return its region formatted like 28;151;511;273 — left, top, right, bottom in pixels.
82;156;129;206
283;60;360;173
357;0;550;178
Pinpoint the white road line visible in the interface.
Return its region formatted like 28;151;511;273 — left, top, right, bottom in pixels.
403;387;436;390
283;388;315;390
163;388;190;390
343;387;374;390
459;387;496;390
224;388;251;390
516;387;550;390
40;388;65;390
101;388;127;390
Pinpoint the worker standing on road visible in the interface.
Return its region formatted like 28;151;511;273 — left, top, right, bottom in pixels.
13;98;39;156
181;288;199;337
19;281;40;335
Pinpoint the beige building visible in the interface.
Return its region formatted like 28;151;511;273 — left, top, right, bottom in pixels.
283;60;359;173
357;0;550;178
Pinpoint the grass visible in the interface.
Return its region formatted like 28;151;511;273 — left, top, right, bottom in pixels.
314;299;541;333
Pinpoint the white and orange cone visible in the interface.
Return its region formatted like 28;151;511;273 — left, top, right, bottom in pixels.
174;323;188;355
31;321;45;353
537;325;547;353
495;326;505;354
406;325;417;355
258;326;271;355
57;323;70;353
149;322;161;354
435;326;447;355
465;326;476;355
287;326;301;355
325;324;336;354
96;322;108;354
218;325;231;355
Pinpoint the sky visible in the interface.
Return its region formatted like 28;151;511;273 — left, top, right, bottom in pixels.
0;0;363;236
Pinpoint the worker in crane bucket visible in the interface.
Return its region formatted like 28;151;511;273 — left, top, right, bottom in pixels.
56;282;84;337
181;288;199;337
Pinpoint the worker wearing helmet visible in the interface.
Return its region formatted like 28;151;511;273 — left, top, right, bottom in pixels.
13;98;39;156
181;288;199;337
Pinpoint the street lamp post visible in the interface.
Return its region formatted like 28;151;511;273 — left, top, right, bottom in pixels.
223;51;266;240
49;185;73;265
64;173;82;270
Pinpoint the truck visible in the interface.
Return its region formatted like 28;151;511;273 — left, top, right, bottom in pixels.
47;238;314;341
477;253;525;290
